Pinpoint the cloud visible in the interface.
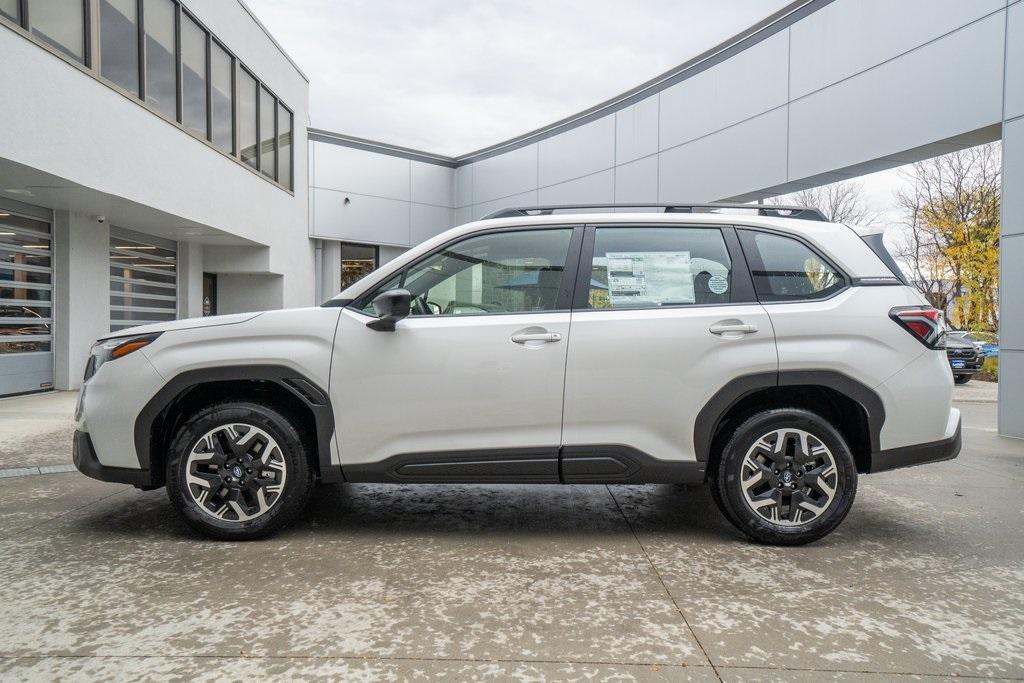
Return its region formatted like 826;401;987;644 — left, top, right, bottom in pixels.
244;0;791;155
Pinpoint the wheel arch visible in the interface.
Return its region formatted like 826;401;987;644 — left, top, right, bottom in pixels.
135;366;339;488
695;371;884;476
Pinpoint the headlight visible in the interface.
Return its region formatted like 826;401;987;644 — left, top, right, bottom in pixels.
83;332;162;381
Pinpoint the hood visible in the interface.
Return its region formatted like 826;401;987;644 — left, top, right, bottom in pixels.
97;312;263;341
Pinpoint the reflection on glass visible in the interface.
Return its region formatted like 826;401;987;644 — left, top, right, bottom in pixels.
259;86;276;179
238;69;258;168
210;42;234;154
144;0;177;119
28;0;85;61
100;0;139;95
277;103;292;189
341;244;377;289
0;214;53;354
180;13;207;138
108;234;178;332
1;0;19;24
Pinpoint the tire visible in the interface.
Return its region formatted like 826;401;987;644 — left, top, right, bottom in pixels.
954;375;971;385
711;408;857;546
166;401;314;541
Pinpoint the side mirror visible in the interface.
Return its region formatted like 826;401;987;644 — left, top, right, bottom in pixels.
366;288;412;331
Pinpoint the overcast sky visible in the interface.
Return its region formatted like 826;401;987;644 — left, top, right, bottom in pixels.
245;0;794;155
245;0;910;225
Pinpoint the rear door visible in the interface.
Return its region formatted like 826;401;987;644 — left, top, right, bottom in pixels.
560;224;776;475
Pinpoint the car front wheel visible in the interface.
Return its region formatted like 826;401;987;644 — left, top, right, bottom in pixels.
712;408;857;546
166;401;314;540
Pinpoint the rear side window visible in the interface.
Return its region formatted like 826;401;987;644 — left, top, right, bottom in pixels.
586;227;732;308
739;230;844;302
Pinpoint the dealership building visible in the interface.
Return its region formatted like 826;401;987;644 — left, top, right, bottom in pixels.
2;0;1023;437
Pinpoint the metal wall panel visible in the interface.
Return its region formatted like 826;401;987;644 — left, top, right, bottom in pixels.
615;97;659;165
410;203;456;246
658;107;788;202
455;165;473;208
788;14;1005;181
312;188;410;246
614;156;659;203
790;0;1005;98
411;160;455;207
312;143;411;201
471;190;538;221
538;115;615;187
1007;2;1024;120
470;144;538;204
659;30;788;151
538;169;614;205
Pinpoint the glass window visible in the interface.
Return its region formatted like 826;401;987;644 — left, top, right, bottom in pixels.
259;86;276;179
1;214;53;355
99;0;139;95
367;229;573;317
143;0;177;119
109;232;178;332
28;0;85;62
588;227;732;308
1;0;20;24
277;102;292;189
238;68;258;168
180;13;207;138
741;230;844;302
341;243;377;290
210;41;233;154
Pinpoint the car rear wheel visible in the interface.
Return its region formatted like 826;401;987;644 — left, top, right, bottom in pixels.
711;408;857;546
166;402;314;540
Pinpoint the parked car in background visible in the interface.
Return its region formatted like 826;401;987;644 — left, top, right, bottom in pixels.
946;330;984;354
945;333;982;384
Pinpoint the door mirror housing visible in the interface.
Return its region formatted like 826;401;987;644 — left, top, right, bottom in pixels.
366;288;412;331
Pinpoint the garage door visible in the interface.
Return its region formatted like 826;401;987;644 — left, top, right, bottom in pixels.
0;209;54;397
109;227;178;332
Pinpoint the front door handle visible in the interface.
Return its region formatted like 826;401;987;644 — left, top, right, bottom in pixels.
511;332;562;344
709;322;758;335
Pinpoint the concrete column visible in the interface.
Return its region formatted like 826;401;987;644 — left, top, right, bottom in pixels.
53;211;110;391
177;242;204;319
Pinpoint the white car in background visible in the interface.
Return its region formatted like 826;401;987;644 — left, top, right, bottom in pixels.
74;203;960;545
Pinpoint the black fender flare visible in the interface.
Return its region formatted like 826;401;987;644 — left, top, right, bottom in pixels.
134;365;340;484
693;370;885;462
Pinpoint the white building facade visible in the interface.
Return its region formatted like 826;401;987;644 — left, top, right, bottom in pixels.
3;0;1022;437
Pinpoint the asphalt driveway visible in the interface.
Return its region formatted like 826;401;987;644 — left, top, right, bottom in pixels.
0;392;1021;681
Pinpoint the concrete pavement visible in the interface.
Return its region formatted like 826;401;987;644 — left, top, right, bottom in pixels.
0;391;1021;681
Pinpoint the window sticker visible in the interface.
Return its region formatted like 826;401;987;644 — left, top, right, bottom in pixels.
605;251;694;306
707;274;729;294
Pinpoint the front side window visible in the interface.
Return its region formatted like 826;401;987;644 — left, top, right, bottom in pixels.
28;0;85;62
740;230;844;302
587;227;732;308
99;0;139;95
361;229;573;317
143;0;177;119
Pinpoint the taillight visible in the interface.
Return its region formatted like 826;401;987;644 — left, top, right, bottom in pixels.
890;306;944;348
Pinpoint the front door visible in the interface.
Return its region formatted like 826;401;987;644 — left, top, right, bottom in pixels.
331;226;581;482
561;224;777;470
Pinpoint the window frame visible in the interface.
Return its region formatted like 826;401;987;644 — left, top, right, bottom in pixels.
736;227;849;304
571;223;756;312
0;0;294;193
349;225;585;318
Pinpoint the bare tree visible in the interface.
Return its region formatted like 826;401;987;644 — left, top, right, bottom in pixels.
769;180;879;225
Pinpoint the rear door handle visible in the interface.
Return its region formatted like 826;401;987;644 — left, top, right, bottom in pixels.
511;332;562;344
709;322;758;335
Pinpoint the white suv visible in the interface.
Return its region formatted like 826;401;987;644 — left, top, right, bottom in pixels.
74;204;961;545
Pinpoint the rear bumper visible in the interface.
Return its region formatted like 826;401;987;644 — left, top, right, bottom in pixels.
73;430;154;488
868;417;962;473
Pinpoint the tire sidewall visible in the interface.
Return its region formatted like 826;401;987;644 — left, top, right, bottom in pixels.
716;408;857;546
166;402;312;540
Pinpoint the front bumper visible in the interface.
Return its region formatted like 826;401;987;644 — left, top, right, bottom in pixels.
73;430;155;488
868;417;962;473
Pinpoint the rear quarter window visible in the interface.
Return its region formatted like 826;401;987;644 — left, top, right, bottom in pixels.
739;229;845;302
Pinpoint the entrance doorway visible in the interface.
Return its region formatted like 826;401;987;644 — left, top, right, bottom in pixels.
203;273;218;316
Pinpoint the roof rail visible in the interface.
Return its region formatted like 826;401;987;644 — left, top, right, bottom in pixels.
481;202;829;222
